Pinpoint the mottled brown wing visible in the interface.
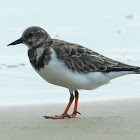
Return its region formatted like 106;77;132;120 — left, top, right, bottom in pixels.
52;40;137;73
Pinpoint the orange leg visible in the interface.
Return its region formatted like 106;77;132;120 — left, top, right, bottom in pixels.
44;94;74;119
69;90;81;118
63;94;74;115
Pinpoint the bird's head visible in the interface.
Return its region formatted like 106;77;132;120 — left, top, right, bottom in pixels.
8;26;52;49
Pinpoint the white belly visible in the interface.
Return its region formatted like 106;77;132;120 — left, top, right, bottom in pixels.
34;49;134;91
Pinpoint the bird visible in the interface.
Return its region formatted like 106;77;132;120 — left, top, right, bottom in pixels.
8;26;140;119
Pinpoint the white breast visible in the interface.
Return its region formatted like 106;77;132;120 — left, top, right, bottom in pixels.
34;48;134;91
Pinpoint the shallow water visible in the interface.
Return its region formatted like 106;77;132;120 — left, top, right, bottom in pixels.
0;0;140;104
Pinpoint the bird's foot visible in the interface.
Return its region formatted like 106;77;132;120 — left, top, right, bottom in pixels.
68;111;81;118
43;113;69;119
43;111;81;119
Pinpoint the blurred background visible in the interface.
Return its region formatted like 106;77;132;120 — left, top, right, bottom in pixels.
0;0;140;104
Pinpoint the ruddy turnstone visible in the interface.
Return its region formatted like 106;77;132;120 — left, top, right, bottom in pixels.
8;26;140;119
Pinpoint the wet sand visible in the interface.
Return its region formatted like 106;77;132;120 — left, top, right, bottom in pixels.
0;98;140;140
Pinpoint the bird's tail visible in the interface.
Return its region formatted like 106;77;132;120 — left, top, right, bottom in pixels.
135;67;140;74
105;66;140;73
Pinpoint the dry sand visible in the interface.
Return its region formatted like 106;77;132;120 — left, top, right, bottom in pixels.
0;98;140;140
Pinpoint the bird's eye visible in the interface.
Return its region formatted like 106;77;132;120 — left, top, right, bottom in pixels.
28;33;33;37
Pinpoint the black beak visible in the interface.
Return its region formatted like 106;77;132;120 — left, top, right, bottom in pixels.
7;38;23;46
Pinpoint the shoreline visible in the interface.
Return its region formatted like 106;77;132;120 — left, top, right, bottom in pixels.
0;96;140;106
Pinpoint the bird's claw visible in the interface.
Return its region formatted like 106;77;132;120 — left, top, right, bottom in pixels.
68;111;81;118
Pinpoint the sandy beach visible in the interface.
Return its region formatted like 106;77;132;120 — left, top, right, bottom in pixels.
0;98;140;140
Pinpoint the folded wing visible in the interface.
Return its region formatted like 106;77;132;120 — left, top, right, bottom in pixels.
52;40;138;73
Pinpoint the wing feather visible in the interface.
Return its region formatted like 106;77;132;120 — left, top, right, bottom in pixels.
51;39;137;73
